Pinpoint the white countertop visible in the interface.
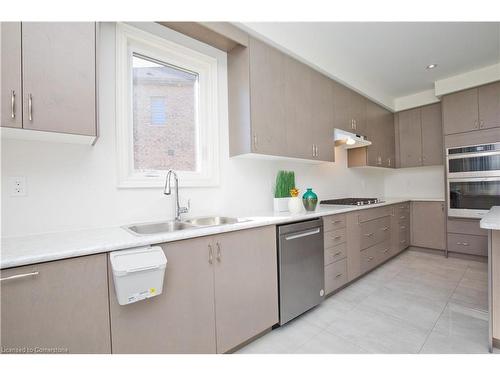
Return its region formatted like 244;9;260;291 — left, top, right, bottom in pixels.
1;198;425;269
480;206;500;230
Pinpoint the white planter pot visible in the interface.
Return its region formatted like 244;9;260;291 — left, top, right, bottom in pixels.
287;197;303;214
273;197;290;212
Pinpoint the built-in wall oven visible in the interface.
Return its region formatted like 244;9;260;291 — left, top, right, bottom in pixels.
447;142;500;218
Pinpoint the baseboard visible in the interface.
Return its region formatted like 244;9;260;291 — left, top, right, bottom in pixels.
448;251;488;263
493;338;500;350
409;246;445;256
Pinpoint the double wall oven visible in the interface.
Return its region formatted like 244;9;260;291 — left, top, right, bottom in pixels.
447;142;500;218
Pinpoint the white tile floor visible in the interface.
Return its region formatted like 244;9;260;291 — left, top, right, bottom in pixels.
237;248;497;354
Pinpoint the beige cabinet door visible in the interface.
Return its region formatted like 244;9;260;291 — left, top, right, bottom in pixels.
249;37;287;156
1;22;22;128
109;237;217;353
284;56;314;159
442;88;479;135
311;70;335;162
411;201;446;250
421;103;443;166
478;81;500;130
382;109;396;168
351;92;367;135
213;226;279;353
365;101;385;166
0;254;110;353
333;82;355;132
22;22;96;135
397;108;422;168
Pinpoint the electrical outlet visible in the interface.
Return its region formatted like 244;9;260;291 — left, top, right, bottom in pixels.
9;176;27;197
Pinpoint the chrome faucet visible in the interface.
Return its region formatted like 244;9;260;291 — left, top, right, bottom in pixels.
164;170;190;221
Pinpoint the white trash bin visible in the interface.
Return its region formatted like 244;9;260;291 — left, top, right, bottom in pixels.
110;246;167;305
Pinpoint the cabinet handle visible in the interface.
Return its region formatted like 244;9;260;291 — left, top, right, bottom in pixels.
474;120;479;129
479;120;484;129
208;244;213;264
333;251;342;256
381;226;389;231
367;256;374;261
0;271;39;282
28;93;33;121
216;242;221;262
335;273;343;278
383;248;389;254
332;220;343;224
253;133;258;149
315;145;319;157
333;235;342;240
457;242;469;246
400;225;406;230
364;232;374;237
388;158;391;167
10;90;16;119
400;239;406;244
312;144;316;157
399;216;406;220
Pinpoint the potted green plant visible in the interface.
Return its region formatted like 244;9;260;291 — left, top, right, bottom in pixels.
273;170;295;212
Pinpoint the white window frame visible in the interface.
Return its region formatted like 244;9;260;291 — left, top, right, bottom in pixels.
115;23;219;188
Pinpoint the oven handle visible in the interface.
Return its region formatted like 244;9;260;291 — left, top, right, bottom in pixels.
284;228;321;241
448;177;500;183
447;150;500;159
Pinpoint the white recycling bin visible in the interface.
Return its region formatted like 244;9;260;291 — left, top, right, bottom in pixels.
110;246;167;305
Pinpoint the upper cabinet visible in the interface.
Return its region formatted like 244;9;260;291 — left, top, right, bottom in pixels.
395;103;443;168
1;22;22;128
228;37;336;162
443;81;500;135
1;22;97;144
347;101;395;168
333;82;367;135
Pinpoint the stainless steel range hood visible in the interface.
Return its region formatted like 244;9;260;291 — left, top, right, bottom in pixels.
334;129;372;149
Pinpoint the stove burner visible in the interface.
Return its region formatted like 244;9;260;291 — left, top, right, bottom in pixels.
320;198;383;206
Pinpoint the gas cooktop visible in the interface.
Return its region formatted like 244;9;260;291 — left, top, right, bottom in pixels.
320;198;383;206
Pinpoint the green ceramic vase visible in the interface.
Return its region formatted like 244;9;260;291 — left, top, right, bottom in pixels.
302;188;318;211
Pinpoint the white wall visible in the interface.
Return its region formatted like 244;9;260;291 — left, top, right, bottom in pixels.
383;165;445;199
1;23;388;238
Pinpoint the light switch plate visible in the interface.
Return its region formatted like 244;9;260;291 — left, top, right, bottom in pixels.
9;176;27;197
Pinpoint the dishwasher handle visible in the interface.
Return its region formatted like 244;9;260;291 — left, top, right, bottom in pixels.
284;228;321;241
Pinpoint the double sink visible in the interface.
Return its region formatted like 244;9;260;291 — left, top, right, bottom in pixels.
125;216;249;236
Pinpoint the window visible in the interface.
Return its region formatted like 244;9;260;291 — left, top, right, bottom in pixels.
116;23;220;188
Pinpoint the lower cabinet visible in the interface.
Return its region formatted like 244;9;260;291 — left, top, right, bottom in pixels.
410;201;446;250
0;254;111;354
447;218;488;257
323;214;349;294
108;225;278;354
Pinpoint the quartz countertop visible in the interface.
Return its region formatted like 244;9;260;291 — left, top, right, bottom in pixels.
480;206;500;230
1;198;419;269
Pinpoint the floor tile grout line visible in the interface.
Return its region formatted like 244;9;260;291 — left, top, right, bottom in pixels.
417;265;469;353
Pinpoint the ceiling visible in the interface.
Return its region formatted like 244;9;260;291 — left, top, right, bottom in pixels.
237;22;500;108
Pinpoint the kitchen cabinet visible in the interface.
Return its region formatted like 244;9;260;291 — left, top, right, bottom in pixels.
420;103;443;166
311;70;335;162
447;218;488;257
347;101;395;168
443;81;500;135
109;226;278;354
0;22;97;142
396;103;443;168
323;214;349;294
393;202;411;252
333;82;367;135
0;254;111;354
410;201;446;250
1;22;22;128
109;236;217;354
213;226;278;353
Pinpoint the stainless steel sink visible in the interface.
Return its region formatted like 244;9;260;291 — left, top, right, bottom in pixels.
185;216;244;227
125;221;195;236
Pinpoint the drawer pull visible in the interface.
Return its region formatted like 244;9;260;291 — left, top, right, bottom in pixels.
367;256;374;261
333;235;342;240
332;220;343;224
456;242;469;246
399;216;406;220
381;226;389;231
0;271;39;282
400;226;406;230
383;248;389;253
334;251;342;256
335;273;343;278
400;239;406;244
364;232;374;237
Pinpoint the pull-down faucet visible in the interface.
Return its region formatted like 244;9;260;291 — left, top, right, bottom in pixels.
164;170;190;221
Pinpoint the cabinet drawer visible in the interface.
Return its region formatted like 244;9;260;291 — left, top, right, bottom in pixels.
325;258;348;294
447;218;487;236
358;206;392;223
360;216;391;250
447;233;488;256
360;245;378;274
376;239;393;262
398;221;410;232
324;228;346;249
324;242;347;266
323;214;346;232
399;229;410;251
396;202;410;213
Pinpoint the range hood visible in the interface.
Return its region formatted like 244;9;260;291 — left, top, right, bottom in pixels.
334;128;372;149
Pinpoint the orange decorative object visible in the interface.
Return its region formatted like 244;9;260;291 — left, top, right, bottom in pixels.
290;188;300;198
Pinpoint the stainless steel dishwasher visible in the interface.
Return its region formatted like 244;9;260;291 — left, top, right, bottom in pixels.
277;218;324;325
